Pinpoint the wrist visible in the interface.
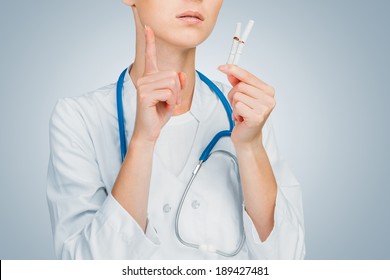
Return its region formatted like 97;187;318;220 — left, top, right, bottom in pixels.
129;134;156;151
233;135;264;154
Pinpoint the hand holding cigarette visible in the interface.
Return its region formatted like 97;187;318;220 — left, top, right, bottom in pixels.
219;20;276;147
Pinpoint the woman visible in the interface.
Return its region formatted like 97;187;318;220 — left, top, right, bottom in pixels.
47;0;305;259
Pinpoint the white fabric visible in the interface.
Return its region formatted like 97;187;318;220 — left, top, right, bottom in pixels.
155;111;198;176
47;69;305;260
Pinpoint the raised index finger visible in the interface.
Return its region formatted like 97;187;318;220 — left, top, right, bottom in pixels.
144;26;158;75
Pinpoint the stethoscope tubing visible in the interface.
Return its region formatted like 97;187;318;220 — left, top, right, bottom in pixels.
116;68;245;257
116;69;234;162
174;150;246;257
116;68;129;162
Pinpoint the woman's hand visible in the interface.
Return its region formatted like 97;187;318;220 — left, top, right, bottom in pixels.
132;26;186;143
218;64;276;149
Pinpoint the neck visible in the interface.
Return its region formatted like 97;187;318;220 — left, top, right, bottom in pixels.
130;24;196;116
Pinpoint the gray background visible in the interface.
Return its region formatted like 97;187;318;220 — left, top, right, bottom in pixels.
0;0;389;259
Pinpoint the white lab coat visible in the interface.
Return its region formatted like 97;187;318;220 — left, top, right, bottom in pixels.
47;70;305;259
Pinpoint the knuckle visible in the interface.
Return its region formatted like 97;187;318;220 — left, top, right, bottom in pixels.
269;98;276;109
136;78;145;87
167;93;176;104
161;89;171;99
268;86;276;96
138;93;148;103
232;92;241;103
235;101;243;109
168;78;176;87
236;82;245;92
137;84;146;92
255;114;265;126
166;90;174;98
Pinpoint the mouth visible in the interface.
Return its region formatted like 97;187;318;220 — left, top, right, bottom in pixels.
176;11;205;24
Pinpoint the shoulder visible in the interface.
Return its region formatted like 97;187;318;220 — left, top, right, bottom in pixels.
49;83;119;153
50;82;117;128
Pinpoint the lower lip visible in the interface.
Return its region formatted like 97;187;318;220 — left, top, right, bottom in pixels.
177;17;203;24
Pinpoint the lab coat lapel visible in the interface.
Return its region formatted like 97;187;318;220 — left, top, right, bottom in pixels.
147;72;243;254
149;72;225;183
147;72;225;231
177;72;225;182
173;73;244;252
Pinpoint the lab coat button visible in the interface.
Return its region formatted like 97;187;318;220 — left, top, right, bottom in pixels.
192;200;200;209
163;204;171;213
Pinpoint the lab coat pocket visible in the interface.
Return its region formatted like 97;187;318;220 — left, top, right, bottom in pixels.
177;152;244;254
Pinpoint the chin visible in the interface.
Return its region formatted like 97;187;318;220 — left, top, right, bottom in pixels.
166;30;210;49
174;39;205;49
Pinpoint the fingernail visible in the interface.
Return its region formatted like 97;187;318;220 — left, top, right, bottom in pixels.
218;65;228;72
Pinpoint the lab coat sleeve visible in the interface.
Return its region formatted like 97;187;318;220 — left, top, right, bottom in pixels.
242;118;306;259
47;98;160;259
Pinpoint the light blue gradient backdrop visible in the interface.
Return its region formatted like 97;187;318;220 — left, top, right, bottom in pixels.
1;0;389;259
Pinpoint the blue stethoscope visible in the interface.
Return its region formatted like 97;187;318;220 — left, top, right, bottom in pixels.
116;68;245;257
